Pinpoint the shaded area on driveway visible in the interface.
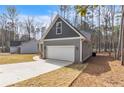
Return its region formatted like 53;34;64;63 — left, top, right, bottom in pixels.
45;59;74;67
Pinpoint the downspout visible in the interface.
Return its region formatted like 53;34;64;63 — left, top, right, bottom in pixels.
80;39;82;63
80;39;85;63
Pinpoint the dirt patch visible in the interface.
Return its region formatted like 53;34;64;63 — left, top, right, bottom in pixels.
71;53;124;87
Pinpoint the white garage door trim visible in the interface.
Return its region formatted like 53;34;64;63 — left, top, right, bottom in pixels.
46;45;75;62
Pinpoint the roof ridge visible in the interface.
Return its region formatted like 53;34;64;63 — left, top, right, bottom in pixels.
59;15;88;39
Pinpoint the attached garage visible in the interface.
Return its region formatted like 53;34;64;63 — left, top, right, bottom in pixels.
46;46;75;61
40;15;92;63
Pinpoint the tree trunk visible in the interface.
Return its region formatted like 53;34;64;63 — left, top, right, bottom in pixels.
111;6;116;59
29;31;31;40
80;16;82;30
74;9;78;27
1;28;4;52
117;6;123;60
104;19;108;52
98;5;101;53
117;17;122;59
121;5;124;65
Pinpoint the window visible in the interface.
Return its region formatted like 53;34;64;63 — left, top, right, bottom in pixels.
56;21;62;35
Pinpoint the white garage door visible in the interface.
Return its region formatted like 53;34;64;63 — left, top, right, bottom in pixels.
46;46;75;62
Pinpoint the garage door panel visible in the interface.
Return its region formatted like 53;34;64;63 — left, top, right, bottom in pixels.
46;46;75;62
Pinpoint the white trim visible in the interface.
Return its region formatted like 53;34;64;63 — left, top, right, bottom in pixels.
43;37;83;41
56;21;62;35
83;55;91;62
46;45;75;62
46;45;75;48
41;15;59;40
40;15;86;41
42;42;45;58
80;39;82;62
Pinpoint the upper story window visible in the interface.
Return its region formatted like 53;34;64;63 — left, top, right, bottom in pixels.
56;21;62;35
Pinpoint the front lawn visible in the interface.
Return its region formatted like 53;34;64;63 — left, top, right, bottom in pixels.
0;54;36;65
9;63;88;87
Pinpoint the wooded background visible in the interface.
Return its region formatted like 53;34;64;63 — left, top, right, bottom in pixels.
0;5;123;62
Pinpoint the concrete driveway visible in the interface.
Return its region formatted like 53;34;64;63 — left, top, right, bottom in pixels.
0;59;73;87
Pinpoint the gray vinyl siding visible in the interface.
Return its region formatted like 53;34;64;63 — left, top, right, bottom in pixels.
43;39;80;63
82;41;92;61
45;18;80;39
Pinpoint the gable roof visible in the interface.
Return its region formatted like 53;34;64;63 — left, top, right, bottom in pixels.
21;39;38;46
80;30;91;41
10;41;22;47
41;14;91;41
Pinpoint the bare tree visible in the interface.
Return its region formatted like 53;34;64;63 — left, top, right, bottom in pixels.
110;5;116;58
116;7;122;59
0;6;19;52
59;5;70;19
24;16;34;40
4;6;18;41
0;14;7;52
98;5;101;53
120;5;124;65
34;22;45;39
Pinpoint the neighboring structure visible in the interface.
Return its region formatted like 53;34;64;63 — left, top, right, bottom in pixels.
10;41;22;54
10;39;38;54
20;39;38;54
39;15;92;63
